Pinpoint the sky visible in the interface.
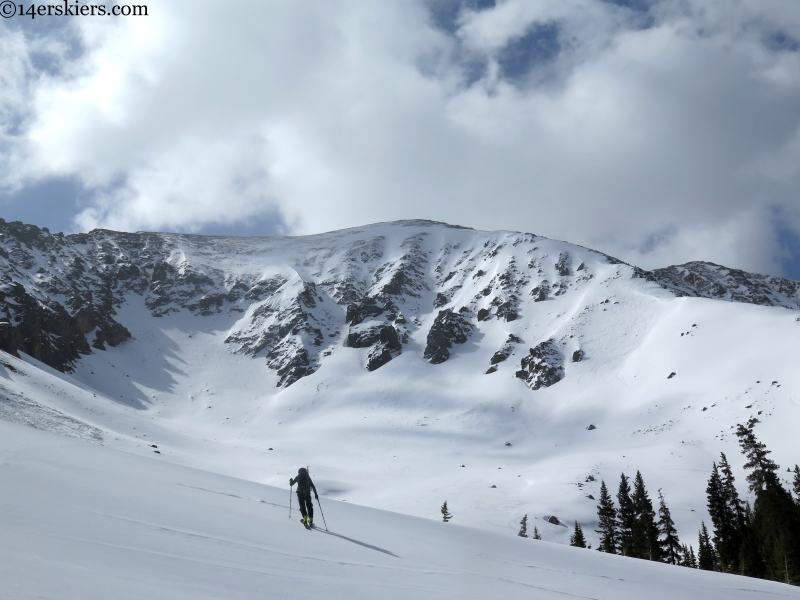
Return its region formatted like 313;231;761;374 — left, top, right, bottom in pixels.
1;0;800;279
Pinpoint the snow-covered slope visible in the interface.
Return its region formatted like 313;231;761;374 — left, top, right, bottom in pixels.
0;218;798;550
2;419;797;600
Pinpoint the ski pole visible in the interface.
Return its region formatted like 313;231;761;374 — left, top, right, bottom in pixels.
315;495;328;531
289;484;293;519
307;466;328;531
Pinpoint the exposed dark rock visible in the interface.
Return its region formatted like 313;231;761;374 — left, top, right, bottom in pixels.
492;298;518;322
433;292;448;308
668;372;676;379
515;339;565;390
489;333;523;368
346;323;396;349
244;276;287;301
365;326;402;371
485;365;498;374
555;253;571;276
424;309;473;364
73;305;131;350
268;341;313;387
652;261;800;309
586;424;596;430
572;349;585;362
531;282;550;302
490;350;509;364
346;297;385;326
0;283;90;371
477;308;490;321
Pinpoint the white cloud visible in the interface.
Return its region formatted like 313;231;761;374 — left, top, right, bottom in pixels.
2;0;800;275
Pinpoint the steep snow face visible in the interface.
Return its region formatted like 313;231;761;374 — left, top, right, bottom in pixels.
0;218;798;548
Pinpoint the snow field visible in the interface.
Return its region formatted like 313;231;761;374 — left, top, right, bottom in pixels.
1;419;797;600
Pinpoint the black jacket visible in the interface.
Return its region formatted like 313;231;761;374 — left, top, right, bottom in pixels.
291;471;317;496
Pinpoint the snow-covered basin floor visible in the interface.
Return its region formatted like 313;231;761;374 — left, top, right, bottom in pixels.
1;421;797;600
54;293;800;543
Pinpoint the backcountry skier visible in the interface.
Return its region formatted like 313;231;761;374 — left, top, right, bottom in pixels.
290;467;318;528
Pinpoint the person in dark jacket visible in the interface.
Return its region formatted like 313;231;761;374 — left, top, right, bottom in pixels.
290;467;318;527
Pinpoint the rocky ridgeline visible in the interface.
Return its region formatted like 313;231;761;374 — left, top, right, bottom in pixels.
0;218;796;388
652;261;800;309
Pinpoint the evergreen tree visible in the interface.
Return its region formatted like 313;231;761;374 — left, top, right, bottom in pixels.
657;489;681;564
706;458;742;572
630;471;661;561
793;465;800;505
532;526;542;540
570;521;587;548
518;514;528;538
736;418;780;493
719;453;745;527
441;500;452;522
736;421;800;584
697;521;716;571
680;544;698;568
738;501;766;579
616;473;635;556
595;480;618;554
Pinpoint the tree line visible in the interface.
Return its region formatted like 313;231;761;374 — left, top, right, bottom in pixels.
522;418;800;586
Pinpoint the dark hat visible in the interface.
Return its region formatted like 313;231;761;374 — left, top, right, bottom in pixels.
298;467;307;475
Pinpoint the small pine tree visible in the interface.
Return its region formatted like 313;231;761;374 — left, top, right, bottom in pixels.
570;521;587;548
683;544;698;568
616;473;635;556
532;526;542;540
793;465;800;505
596;480;618;554
697;521;716;571
518;514;528;538
441;500;452;522
657;489;681;564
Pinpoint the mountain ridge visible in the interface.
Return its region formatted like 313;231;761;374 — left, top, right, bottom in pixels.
1;217;797;384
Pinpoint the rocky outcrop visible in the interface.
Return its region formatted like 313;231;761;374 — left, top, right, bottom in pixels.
516;339;565;390
343;295;407;372
490;334;523;365
0;283;90;371
424;309;473;364
652;262;800;309
225;278;327;387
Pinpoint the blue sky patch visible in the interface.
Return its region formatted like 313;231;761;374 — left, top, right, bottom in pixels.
497;22;560;82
